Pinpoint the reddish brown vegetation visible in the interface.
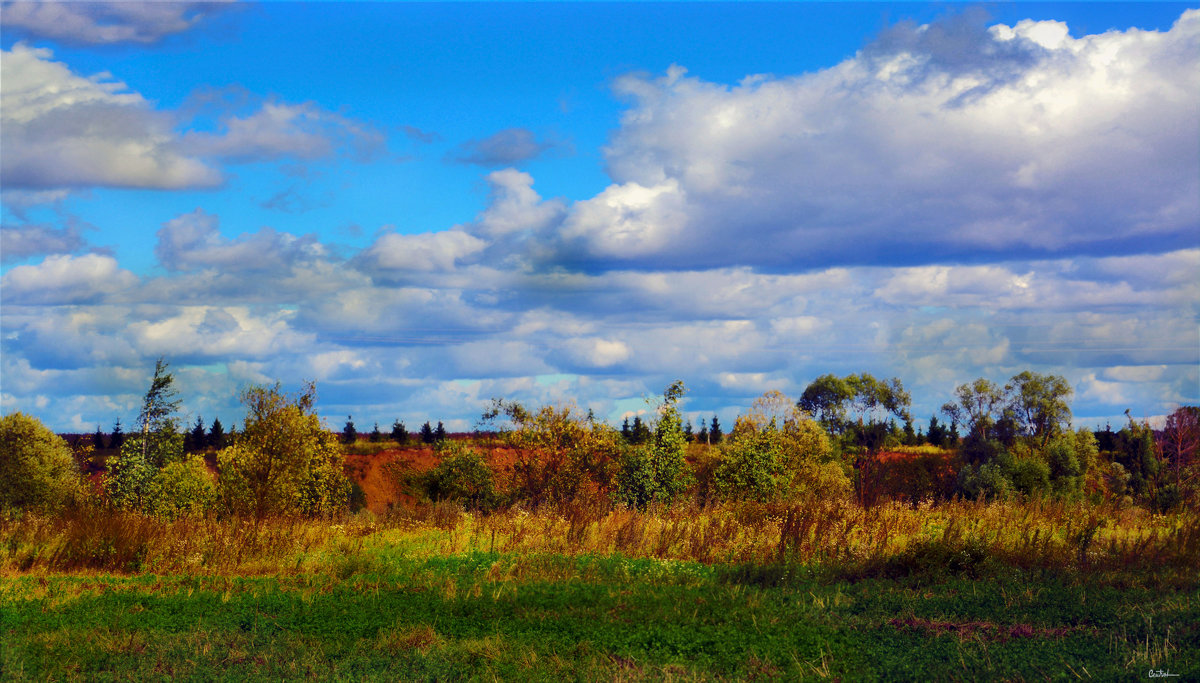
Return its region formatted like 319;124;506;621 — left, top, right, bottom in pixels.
343;445;525;514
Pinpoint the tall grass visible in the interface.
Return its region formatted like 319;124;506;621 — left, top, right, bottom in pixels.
3;497;1195;584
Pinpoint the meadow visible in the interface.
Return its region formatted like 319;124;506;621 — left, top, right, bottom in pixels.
3;496;1197;681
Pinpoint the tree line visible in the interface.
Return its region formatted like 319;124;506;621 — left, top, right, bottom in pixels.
2;361;1197;519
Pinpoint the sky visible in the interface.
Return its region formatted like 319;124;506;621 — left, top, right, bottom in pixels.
1;1;1197;435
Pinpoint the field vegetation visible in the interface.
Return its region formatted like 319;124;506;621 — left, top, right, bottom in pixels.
2;360;1197;679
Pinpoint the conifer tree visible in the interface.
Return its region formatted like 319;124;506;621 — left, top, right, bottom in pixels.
110;418;125;449
208;417;226;449
188;416;207;451
710;416;723;445
420;421;435;444
435;421;447;442
341;416;357;445
391;420;409;444
93;425;106;450
369;422;382;443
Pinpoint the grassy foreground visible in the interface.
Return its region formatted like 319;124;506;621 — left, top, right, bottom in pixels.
3;499;1197;680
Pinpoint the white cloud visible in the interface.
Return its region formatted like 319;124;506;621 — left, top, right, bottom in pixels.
563;338;632;368
1;253;137;304
0;46;386;197
560;180;687;259
471;169;566;239
0;1;230;45
563;11;1199;270
181;101;385;164
358;230;487;274
128;306;312;359
154;208;326;273
1;44;221;190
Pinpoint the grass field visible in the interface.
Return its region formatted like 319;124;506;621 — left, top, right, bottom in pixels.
3;499;1197;680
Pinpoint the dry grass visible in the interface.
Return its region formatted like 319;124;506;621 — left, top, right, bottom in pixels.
3;497;1195;582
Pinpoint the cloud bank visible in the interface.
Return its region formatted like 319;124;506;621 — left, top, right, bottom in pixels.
2;10;1196;432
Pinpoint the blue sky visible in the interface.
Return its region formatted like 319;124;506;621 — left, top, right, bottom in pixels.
1;1;1197;434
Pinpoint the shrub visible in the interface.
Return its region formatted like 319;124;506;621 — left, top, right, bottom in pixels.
957;461;1011;500
485;400;622;506
1046;435;1084;497
0;412;83;512
614;382;692;508
414;442;499;511
105;432;185;511
1005;453;1051;497
714;391;843;503
217;382;351;518
147;454;216;518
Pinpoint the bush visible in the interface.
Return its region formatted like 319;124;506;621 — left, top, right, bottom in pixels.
147;454;216;518
1004;453;1050;497
614;382;692;509
217;382;351;518
414;442;499;511
485;400;622;506
0;412;83;512
957;461;1011;500
715;393;842;503
105;431;186;511
1046;436;1084;497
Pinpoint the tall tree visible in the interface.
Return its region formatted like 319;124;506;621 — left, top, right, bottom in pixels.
420;421;435;444
1005;371;1073;448
341;416;357;445
942;378;1005;441
616;381;693;508
798;374;854;433
926;415;945;448
435;421;448;442
137;357;183;467
369;422;382;443
92;425;106;450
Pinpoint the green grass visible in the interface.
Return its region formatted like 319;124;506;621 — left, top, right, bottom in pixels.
3;553;1196;681
2;499;1197;680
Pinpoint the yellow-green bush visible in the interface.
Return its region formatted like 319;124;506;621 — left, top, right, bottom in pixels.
0;412;83;512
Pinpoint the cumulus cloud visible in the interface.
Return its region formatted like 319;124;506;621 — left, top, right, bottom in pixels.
154;208;327;273
3;10;1196;433
0;43;222;190
564;11;1200;270
0;220;88;263
447;128;562;167
128;306;313;359
0;1;231;46
470;169;566;240
1;46;387;196
357;230;488;275
1;253;138;304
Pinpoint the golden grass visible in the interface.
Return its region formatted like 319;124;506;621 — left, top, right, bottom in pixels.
2;496;1195;580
